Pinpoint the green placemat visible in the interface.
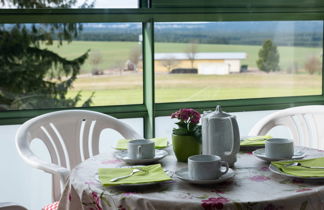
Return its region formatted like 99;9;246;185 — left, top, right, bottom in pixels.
272;157;324;177
98;164;172;186
115;137;168;150
240;135;272;147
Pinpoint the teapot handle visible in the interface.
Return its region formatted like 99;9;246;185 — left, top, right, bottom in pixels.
224;117;240;157
230;117;240;154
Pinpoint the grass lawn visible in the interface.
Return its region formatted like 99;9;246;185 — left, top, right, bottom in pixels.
68;73;322;106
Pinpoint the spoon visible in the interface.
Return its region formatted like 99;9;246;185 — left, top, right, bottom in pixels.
285;162;324;169
110;168;141;182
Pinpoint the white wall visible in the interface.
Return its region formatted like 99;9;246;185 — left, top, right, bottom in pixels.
224;60;241;73
198;63;229;75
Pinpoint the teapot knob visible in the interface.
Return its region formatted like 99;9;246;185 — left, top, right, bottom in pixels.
216;105;222;113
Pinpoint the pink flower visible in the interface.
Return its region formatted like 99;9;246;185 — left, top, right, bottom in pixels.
171;111;179;119
171;108;201;124
179;109;191;121
249;175;271;182
201;197;230;210
171;108;201;138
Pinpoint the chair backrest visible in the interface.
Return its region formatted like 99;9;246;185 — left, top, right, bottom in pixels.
15;110;141;201
248;105;324;149
0;202;27;210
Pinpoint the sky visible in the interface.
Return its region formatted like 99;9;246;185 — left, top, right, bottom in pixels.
84;0;138;8
0;0;138;8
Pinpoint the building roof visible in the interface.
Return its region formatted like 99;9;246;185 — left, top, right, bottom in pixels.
155;52;247;60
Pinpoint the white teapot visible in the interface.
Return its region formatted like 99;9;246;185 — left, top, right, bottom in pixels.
202;105;240;167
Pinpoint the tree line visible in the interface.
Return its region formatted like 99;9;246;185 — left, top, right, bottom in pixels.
76;30;322;47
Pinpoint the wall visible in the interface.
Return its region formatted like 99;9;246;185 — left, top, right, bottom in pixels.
225;59;242;73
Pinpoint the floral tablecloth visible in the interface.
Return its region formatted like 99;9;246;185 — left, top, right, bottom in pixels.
58;147;324;210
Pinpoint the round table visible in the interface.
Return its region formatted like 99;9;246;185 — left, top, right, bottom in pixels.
58;147;324;210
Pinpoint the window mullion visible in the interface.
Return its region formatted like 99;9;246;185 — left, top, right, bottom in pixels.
322;21;324;97
143;20;155;138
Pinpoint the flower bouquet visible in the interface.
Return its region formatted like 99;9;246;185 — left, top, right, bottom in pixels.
171;108;202;162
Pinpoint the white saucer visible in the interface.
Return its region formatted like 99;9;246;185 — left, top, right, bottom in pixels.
175;168;235;184
269;164;324;181
253;148;305;162
114;149;168;164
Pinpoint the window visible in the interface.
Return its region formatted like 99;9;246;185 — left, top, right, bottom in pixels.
0;22;143;110
0;0;324;138
155;21;322;103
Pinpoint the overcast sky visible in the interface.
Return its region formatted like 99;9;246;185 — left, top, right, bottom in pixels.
0;0;138;8
87;0;138;8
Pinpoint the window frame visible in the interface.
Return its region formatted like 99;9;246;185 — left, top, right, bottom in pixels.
0;6;323;138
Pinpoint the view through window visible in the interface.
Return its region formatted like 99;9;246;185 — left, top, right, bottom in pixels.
0;22;143;110
154;21;323;103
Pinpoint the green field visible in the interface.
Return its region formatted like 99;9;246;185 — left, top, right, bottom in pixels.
43;41;322;106
43;41;322;73
67;73;321;106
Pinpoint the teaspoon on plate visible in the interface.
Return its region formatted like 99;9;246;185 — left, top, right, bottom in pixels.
285;162;324;169
110;168;141;182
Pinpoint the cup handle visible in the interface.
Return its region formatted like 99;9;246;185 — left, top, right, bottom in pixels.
137;145;143;159
220;161;229;175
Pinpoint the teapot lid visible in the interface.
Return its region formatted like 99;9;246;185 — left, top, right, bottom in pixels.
210;105;231;118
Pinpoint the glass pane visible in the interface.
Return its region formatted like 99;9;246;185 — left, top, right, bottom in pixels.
0;22;142;110
90;0;138;8
0;0;138;8
154;21;323;103
100;118;143;153
155;110;291;140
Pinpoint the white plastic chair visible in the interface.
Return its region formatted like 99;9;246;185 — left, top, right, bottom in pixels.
0;202;27;210
15;110;141;202
248;105;324;149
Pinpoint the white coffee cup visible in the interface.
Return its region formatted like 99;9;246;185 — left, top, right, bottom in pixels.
265;138;294;159
188;155;229;180
128;139;155;159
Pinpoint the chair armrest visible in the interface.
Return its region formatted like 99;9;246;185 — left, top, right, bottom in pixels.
17;146;70;184
0;202;28;210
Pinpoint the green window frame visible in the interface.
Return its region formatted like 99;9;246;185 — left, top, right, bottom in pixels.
0;0;324;138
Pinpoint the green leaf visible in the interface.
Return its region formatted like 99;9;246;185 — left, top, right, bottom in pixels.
176;121;186;128
172;127;188;136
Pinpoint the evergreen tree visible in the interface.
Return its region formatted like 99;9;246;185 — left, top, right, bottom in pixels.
256;40;280;73
0;0;94;110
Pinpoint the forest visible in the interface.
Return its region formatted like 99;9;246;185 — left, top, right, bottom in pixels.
75;22;323;47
